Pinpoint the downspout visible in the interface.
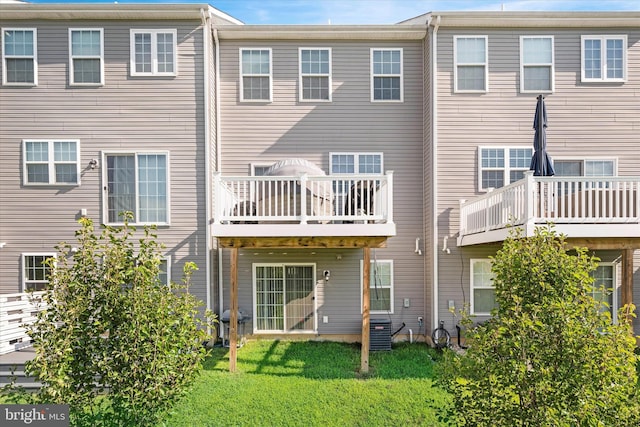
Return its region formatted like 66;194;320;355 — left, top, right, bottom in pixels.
430;15;441;335
213;24;225;339
201;8;212;328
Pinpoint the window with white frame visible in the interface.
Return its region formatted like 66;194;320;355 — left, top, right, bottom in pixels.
331;152;383;215
554;159;616;177
158;257;171;286
240;48;272;102
104;152;169;225
23;140;80;185
590;263;618;322
520;36;554;93
471;259;496;315
478;147;533;191
22;253;55;291
2;28;37;85
299;48;331;101
454;36;487;92
362;260;394;313
581;35;626;82
69;28;104;85
130;29;177;76
371;48;403;101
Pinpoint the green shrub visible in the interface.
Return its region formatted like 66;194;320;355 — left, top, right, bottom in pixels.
5;215;214;426
439;226;640;427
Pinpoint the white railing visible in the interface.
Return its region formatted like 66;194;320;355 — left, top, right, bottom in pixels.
0;292;45;355
460;172;640;237
213;172;394;225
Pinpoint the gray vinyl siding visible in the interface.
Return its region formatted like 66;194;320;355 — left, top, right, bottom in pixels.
217;39;426;336
0;19;209;302
434;27;640;330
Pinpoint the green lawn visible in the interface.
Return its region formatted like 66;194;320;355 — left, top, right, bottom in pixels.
162;340;453;427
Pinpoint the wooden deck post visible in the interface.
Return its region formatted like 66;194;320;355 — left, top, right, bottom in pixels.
229;247;238;372
621;249;634;322
361;246;370;374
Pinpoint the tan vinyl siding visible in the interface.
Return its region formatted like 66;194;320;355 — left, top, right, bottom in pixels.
218;39;426;335
0;19;209;301
434;27;640;329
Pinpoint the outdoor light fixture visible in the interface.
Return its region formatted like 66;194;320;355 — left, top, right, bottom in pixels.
89;159;99;169
324;270;331;281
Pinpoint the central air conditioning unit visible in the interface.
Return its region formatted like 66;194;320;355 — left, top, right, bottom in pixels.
369;318;392;351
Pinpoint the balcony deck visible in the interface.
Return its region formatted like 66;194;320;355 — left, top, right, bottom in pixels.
212;172;396;246
458;172;640;246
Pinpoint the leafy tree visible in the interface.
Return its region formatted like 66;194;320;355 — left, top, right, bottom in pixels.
439;226;639;427
7;215;214;426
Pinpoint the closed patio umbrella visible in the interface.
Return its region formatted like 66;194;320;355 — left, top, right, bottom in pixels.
530;94;555;176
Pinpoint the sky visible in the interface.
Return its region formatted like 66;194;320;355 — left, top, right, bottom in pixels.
26;0;640;25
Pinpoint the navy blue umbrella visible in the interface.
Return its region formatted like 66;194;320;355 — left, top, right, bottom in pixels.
530;94;555;176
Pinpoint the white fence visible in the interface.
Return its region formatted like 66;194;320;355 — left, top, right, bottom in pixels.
460;173;640;237
0;292;45;355
213;172;394;225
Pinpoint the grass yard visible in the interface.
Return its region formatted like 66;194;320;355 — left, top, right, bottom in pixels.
162;340;453;427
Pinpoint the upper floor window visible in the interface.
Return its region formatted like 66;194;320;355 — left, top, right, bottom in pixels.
454;36;487;92
240;48;272;102
104;152;169;225
130;29;177;76
478;147;532;191
371;48;403;102
520;36;554;93
330;152;383;175
23;140;80;186
471;259;496;315
69;28;104;86
299;48;331;101
22;253;55;292
581;35;627;83
2;28;37;85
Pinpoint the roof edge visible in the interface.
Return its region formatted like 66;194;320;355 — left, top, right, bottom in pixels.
425;11;640;28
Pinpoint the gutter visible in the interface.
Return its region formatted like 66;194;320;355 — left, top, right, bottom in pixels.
212;25;225;339
430;15;441;335
201;8;212;328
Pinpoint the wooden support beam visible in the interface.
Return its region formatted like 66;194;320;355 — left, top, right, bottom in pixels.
218;236;388;249
565;238;640;250
621;249;634;318
229;247;238;373
361;247;370;374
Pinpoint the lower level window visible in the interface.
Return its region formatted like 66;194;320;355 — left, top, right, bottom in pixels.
591;263;617;322
364;259;394;313
254;264;315;332
22;253;55;291
471;259;496;315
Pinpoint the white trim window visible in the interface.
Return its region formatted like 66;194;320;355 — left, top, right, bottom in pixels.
130;29;177;76
454;35;488;92
299;47;331;102
478;146;533;191
22;253;55;292
158;256;171;286
2;28;37;86
362;260;394;313
581;35;627;83
554;158;616;177
240;48;272;102
590;263;618;322
104;152;169;225
520;36;554;93
471;259;496;315
69;28;104;86
23;140;80;185
371;48;403;102
331;152;383;215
